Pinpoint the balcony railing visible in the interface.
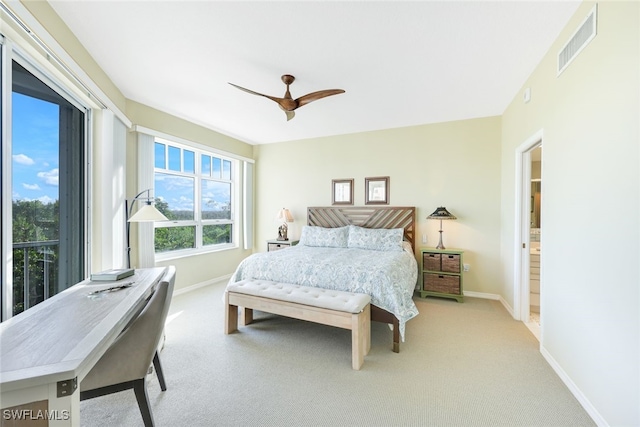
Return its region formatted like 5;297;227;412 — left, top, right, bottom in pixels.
12;240;59;315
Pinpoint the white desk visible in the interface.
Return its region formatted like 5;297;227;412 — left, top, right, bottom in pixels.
0;267;167;426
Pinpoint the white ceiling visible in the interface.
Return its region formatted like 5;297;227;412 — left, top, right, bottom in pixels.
49;1;581;145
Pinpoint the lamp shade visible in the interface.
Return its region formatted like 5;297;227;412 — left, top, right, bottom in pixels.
276;208;294;223
427;206;457;220
128;203;168;222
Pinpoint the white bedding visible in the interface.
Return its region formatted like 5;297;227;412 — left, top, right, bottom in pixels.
229;242;419;339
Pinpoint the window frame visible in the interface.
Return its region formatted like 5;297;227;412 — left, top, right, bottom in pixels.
153;137;239;261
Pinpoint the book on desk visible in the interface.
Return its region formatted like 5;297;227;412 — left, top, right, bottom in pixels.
90;268;134;281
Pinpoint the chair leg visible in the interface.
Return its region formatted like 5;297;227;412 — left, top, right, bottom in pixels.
133;378;155;427
153;351;167;391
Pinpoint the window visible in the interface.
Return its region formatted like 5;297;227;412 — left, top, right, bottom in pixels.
2;56;88;319
153;138;236;256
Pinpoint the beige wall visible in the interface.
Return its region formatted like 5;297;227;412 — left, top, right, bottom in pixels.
501;2;639;425
254;116;503;295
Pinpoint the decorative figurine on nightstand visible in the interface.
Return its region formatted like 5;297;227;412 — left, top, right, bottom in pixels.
275;208;294;241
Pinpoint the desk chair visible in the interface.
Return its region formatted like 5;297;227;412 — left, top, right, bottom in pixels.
80;266;176;427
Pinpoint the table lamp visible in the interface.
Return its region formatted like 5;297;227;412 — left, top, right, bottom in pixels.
427;206;457;250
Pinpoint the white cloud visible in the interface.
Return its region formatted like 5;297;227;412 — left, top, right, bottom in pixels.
23;183;41;191
37;168;59;186
37;195;55;204
13;154;35;165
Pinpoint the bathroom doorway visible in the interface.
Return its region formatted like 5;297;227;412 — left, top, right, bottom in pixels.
528;147;542;337
514;131;542;341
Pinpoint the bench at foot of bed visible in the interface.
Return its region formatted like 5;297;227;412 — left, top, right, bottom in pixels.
224;280;371;370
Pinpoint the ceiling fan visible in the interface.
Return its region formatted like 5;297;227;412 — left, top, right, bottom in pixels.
229;74;345;121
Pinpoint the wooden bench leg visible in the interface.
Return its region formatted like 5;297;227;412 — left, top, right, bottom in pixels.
364;304;371;356
240;307;253;326
224;292;238;334
351;304;370;370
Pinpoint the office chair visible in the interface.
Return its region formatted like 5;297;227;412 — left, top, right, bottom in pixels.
80;266;176;426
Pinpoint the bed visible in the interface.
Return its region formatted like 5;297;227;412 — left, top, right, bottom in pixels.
228;206;419;352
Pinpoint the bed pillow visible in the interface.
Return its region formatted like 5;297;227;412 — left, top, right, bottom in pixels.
347;225;404;252
298;226;349;248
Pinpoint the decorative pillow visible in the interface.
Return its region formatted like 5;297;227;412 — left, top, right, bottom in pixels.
347;225;404;251
299;226;349;248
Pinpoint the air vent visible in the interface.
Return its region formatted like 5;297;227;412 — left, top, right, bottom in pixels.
557;4;597;76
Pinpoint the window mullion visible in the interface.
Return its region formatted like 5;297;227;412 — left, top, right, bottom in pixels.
195;152;203;249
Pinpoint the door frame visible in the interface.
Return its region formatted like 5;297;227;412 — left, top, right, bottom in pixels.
513;129;543;324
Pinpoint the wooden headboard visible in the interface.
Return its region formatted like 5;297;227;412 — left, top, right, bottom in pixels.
307;206;416;252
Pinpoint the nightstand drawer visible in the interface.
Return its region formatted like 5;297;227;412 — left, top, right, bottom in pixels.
268;243;288;251
267;240;299;252
423;253;441;271
423;273;460;295
441;254;461;273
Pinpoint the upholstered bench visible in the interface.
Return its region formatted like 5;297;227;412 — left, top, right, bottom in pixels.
224;279;371;370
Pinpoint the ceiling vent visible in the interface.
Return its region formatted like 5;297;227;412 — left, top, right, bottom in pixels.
557;4;597;76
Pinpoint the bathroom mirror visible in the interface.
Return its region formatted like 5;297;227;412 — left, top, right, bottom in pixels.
531;180;541;228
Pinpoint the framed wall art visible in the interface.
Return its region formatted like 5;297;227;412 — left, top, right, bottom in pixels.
365;176;389;205
332;179;354;205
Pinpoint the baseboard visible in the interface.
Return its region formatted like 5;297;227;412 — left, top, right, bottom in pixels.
173;274;231;297
464;291;515;317
464;290;499;300
540;346;607;427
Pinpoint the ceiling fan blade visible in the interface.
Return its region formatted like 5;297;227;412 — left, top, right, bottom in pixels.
229;82;297;112
228;82;283;104
296;89;345;108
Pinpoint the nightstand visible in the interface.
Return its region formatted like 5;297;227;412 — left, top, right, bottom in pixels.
267;239;299;252
418;248;464;302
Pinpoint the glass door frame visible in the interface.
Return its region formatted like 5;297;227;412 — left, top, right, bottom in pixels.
1;38;91;321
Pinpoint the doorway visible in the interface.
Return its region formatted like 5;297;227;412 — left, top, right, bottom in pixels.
528;147;542;338
514;131;543;341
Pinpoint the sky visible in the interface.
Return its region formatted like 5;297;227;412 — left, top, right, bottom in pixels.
11;92;59;205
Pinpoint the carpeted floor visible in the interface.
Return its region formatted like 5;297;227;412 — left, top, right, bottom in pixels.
80;282;595;426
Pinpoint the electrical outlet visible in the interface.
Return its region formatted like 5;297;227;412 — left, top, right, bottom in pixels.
422;234;427;244
463;264;470;272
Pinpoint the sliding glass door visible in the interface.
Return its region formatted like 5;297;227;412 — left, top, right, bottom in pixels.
1;51;88;319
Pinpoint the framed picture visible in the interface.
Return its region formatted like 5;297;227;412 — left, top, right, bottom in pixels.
332;179;354;205
365;176;389;205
